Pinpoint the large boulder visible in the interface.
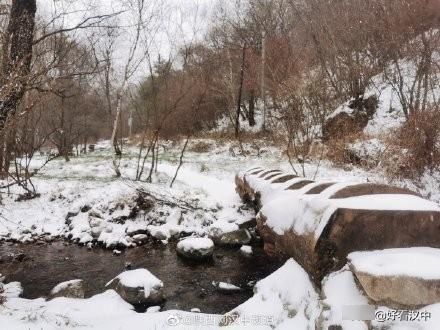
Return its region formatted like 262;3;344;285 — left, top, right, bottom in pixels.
50;279;85;299
176;237;214;260
348;248;440;308
106;269;164;305
220;259;319;328
322;95;378;141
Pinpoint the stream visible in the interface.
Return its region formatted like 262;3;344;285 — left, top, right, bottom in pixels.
0;241;283;314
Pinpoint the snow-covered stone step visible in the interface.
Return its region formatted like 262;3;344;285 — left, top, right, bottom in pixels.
236;167;440;282
258;192;440;281
348;248;440;308
235;167;316;209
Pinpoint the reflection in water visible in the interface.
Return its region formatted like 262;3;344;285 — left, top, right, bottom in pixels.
0;241;283;314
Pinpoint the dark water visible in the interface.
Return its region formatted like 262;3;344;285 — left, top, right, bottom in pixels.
0;241;283;314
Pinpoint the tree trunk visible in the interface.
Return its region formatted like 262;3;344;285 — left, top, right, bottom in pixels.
0;0;37;129
261;30;266;131
235;45;246;139
110;91;123;177
248;90;256;127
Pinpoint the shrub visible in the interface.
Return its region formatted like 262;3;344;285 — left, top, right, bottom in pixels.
384;109;440;179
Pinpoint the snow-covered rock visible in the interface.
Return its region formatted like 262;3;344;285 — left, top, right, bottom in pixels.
322;95;378;141
126;223;148;236
223;258;320;328
147;223;181;241
348;248;440;307
50;279;85;299
176;237;214;260
105;269;164;305
240;245;253;256
212;281;241;293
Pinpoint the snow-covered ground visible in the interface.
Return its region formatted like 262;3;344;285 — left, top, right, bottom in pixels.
0;138;402;247
1;136;440;329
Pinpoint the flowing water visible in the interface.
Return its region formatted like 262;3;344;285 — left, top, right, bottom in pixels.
0;241;283;314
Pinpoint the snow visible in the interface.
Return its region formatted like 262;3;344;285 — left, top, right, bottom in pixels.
321;267;369;330
177;237;214;251
0;259;321;330
326;101;355;120
240;245;252;255
244;172;316;205
106;269;163;297
0;117;440;329
348;248;440;280
50;279;82;296
146;306;161;313
208;219;239;236
259;175;439;238
1;134;438;247
363;82;406;136
329;194;439;211
0;139;260;248
0;289;221;330
214;282;241;291
227;259;320;329
1;282;23;299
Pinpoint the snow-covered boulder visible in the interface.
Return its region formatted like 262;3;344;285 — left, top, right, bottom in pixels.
208;219;252;246
222;258;320;328
147;223;181;241
322;95;378;141
348;248;440;308
105;269;164;305
50;279;85;299
176;237;214;260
